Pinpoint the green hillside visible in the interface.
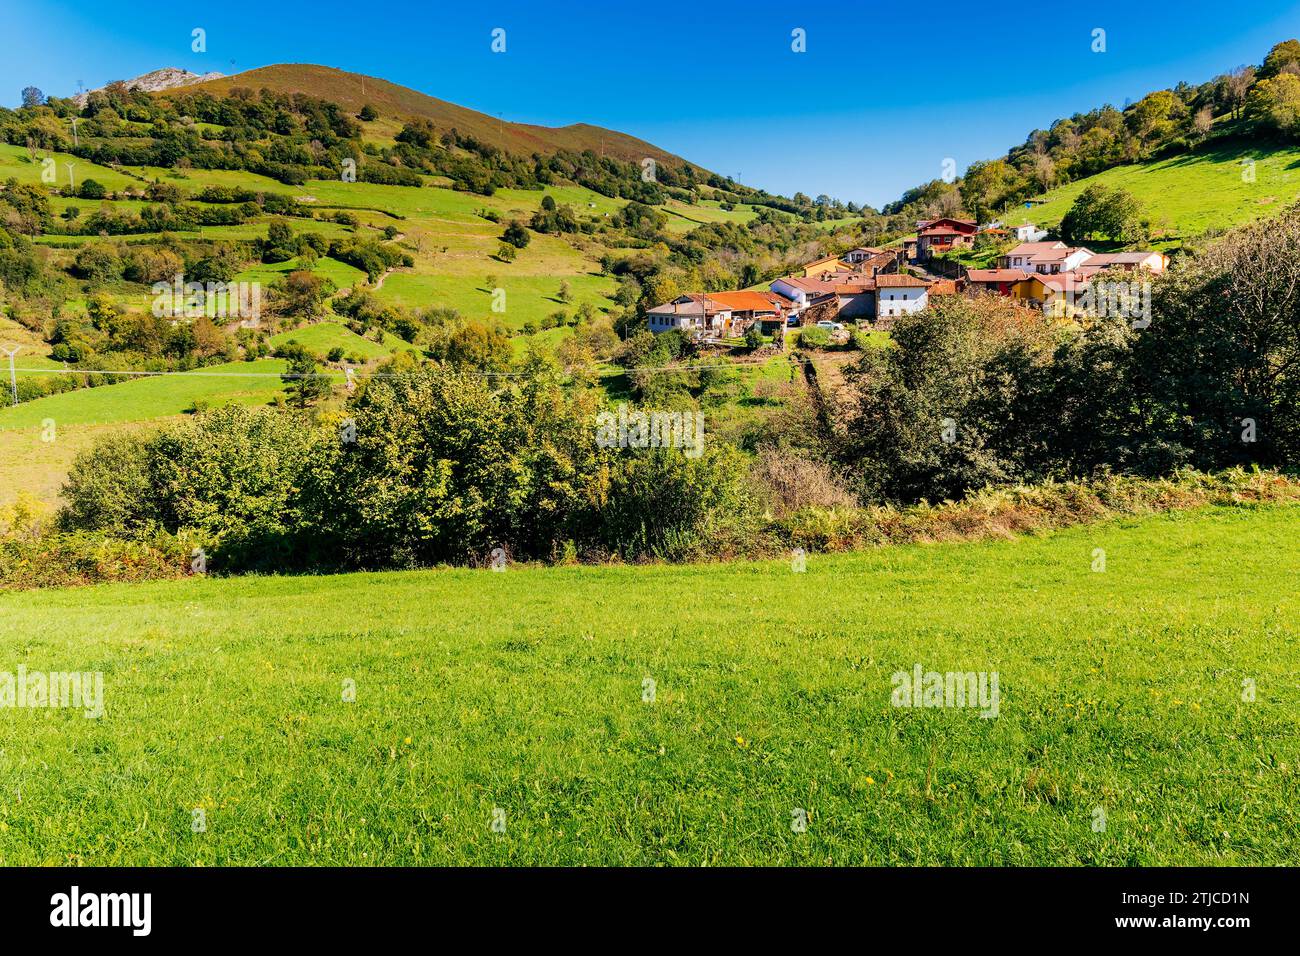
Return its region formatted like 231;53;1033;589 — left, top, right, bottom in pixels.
268;320;410;360
175;64;693;167
996;140;1300;243
0;503;1295;865
0;358;288;429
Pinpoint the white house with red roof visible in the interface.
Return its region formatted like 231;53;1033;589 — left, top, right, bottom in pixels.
876;274;931;320
998;241;1094;274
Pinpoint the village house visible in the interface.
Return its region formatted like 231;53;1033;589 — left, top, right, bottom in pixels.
915;218;977;260
1008;273;1094;314
916;218;978;258
1011;223;1049;242
1029;246;1094;274
999;241;1065;270
847;249;900;277
875;273;931;323
844;246;885;265
965;268;1033;296
1080;251;1168;274
998;241;1093;274
769;276;839;321
800;255;850;278
705;290;787;331
832;277;877;321
647;294;733;335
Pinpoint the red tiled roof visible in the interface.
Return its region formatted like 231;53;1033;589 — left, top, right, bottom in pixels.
779;276;840;294
1005;241;1066;257
876;274;931;288
967;269;1033;283
924;217;978;233
706;291;783;313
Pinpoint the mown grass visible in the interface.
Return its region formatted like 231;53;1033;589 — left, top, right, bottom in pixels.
0;421;162;508
996;139;1300;241
377;271;615;329
0;358;288;429
268;321;408;361
0;503;1295;865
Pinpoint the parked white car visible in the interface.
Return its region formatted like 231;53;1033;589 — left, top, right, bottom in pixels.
816;320;844;331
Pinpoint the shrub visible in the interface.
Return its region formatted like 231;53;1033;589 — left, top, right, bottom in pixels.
749;447;856;517
71;244;121;282
797;325;830;348
501;220;530;248
60;406;335;572
594;444;754;560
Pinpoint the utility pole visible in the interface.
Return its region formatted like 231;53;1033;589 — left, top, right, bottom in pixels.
3;346;18;406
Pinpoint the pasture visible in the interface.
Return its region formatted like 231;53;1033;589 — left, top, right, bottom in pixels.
0;503;1295;865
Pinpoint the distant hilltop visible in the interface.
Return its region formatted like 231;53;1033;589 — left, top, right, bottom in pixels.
72;67;225;107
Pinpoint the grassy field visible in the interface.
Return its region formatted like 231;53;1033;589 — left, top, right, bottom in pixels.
0;421;161;508
996;140;1300;241
0;503;1295;865
0;359;288;430
268;321;410;361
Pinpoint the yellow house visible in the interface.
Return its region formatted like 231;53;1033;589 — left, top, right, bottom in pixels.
801;255;850;278
1010;274;1091;318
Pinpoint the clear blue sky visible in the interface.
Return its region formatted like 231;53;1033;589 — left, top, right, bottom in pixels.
5;0;1300;208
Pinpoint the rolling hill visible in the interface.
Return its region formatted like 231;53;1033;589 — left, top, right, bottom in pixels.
994;138;1300;245
166;64;692;167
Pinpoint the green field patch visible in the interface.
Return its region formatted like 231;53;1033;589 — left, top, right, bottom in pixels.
995;140;1300;241
269;321;408;361
0;359;290;430
377;271;614;329
0;504;1295;864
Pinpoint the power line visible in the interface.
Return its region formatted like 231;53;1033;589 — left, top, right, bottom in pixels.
6;355;824;381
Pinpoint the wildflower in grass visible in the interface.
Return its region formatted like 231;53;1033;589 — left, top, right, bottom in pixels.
734;735;748;748
865;776;875;785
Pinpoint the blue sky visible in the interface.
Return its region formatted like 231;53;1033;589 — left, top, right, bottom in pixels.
5;0;1300;207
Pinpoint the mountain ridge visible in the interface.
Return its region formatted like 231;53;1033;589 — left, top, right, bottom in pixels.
72;67;225;107
161;63;693;169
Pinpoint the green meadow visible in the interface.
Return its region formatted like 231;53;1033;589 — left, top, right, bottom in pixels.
269;321;411;361
0;503;1295;865
0;358;288;430
378;271;616;329
997;141;1300;240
